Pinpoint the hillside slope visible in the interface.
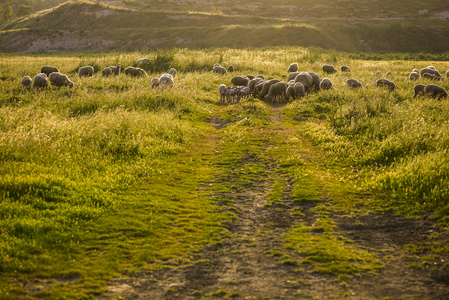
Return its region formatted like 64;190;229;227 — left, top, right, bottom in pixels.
0;0;448;53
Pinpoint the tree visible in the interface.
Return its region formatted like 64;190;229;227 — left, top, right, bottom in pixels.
0;2;15;24
15;4;33;17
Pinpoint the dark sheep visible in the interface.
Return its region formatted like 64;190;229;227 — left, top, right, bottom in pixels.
259;79;280;99
308;72;321;92
287;72;300;82
265;81;288;103
420;68;443;79
422;73;443;81
322;64;337;74
248;77;264;95
288;63;298;73
22;76;32;90
413;84;426;98
40;66;59;76
124;66;148;77
376;78;397;91
341;66;350;72
424;84;448;100
319;78;333;90
346;79;362;89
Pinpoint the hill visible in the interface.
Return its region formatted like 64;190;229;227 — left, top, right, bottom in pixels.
1;0;449;53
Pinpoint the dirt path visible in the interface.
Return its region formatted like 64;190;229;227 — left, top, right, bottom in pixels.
101;106;449;299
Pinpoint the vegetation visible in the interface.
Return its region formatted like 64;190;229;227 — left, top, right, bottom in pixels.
0;47;449;298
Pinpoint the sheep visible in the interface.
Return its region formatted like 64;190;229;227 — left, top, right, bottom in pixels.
218;84;227;102
102;67;113;77
346;79;362;89
259;79;280;99
214;63;221;67
253;80;266;97
265;81;288;103
308;72;321;92
40;66;59;76
136;58;150;65
32;73;48;89
285;82;305;101
413;84;426;98
427;66;436;70
231;76;250;87
376;78;397;91
159;73;174;89
341;66;350;72
239;86;251;99
424;84;448;100
420;68;443;79
446;69;449;79
375;71;381;77
226;86;236;104
22;76;32;90
322;64;337;74
49;72;74;88
256;75;265;79
409;72;419;80
124;66;148;77
248;77;264;95
287;72;300;82
294;72;313;92
78;65;94;78
109;63;121;76
245;75;255;80
169;68;177;77
213;65;227;75
319;78;333;90
288;63;298;73
422;73;443;81
150;77;160;89
227;65;234;73
386;71;392;76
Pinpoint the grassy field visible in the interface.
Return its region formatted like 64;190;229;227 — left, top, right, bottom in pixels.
0;47;449;298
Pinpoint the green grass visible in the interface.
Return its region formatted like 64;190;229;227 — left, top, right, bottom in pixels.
1;47;449;298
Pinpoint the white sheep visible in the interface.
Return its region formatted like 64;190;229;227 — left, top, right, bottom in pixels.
265;81;288;103
294;72;313;92
319;78;333;90
78;66;94;78
136;58;150;65
108;63;121;75
409;72;419;80
218;84;227;102
376;78;397;91
288;63;298;73
49;72;74;88
102;67;112;77
424;84;448;100
150;77;160;89
159;73;174;89
22;76;32;90
32;73;48;89
40;66;59;76
226;86;236;104
169;68;177;77
213;65;227;74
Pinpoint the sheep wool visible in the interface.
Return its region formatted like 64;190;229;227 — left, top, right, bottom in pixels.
265;81;288;103
22;76;32;90
40;66;59;76
308;72;321;92
231;76;250;87
322;64;337;74
102;67;113;77
169;68;177;77
341;66;350;72
49;72;74;88
136;58;150;65
420;68;443;79
409;72;419;80
78;66;94;78
319;78;333;90
259;79;280;99
159;73;174;89
218;84;227;102
346;79;362;89
376;78;397;91
33;73;48;89
413;84;426;98
124;67;148;77
150;77;160;89
424;84;448;100
108;63;121;76
294;72;313;92
288;63;298;73
227;65;234;73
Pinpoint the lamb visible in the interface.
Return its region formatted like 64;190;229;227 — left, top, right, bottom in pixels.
259;79;280;99
322;64;337;74
159;73;174;89
308;72;321;92
109;63;121;76
169;68;177;77
409;72;419;80
288;63;298;73
376;78;397;91
341;66;350;72
213;65;227;74
239;86;251;99
124;67;148;77
150;77;160;89
32;73;48;89
22;76;32;90
226;86;236;103
294;72;313;92
40;66;59;76
227;65;234;73
231;76;250;87
413;84;426;98
102;67;113;77
136;58;150;65
424;84;448;100
78;65;94;78
265;81;288;103
218;84;227;102
346;79;362;89
49;72;74;88
319;78;333;90
420;68;443;79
